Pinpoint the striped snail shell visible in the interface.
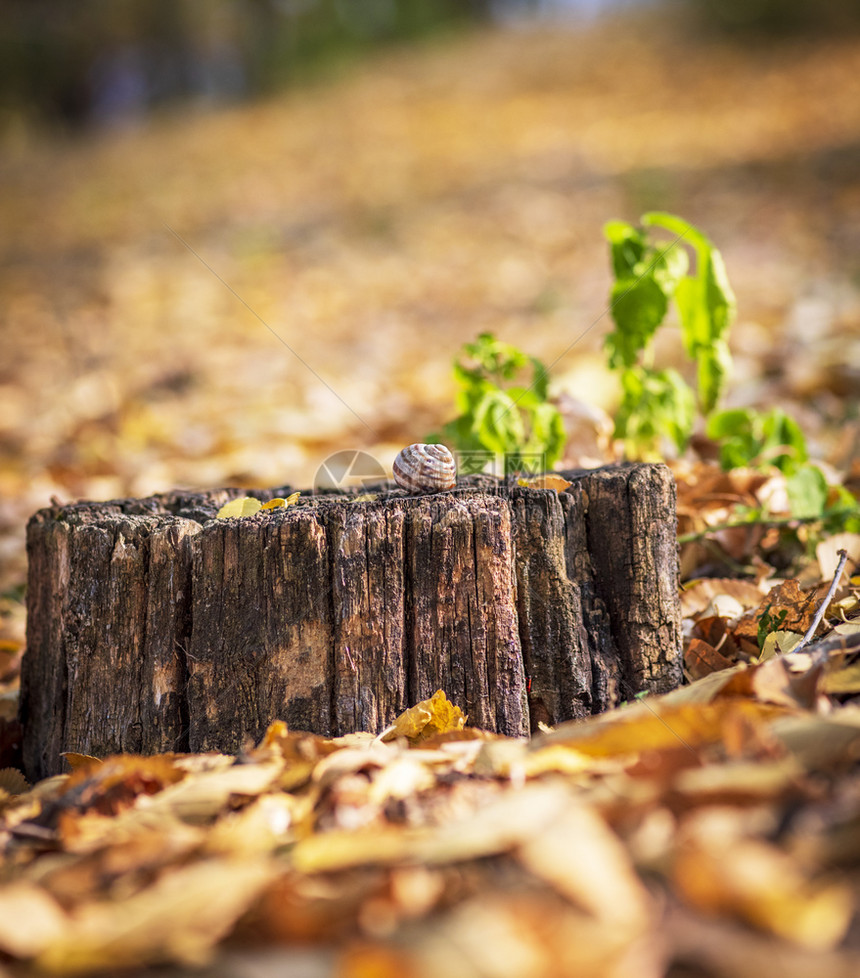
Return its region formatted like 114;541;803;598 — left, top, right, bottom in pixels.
393;443;457;493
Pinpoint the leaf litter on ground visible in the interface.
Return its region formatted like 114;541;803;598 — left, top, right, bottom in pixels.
0;675;858;977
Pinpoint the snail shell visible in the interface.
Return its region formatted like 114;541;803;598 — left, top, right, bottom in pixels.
393;444;457;493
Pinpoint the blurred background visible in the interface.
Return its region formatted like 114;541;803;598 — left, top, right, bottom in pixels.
1;0;860;637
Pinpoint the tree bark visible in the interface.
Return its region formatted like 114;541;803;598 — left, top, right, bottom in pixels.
20;464;682;780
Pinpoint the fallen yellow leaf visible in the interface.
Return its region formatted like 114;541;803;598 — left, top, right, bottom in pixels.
517;475;572;492
216;496;261;519
380;690;466;744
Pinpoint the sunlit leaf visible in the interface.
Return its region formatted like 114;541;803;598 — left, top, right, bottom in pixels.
216;496;262;519
759;629;804;660
517;475;572;492
380;690;467;745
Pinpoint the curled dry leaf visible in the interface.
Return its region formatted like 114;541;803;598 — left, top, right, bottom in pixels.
379;690;466;744
684;637;736;681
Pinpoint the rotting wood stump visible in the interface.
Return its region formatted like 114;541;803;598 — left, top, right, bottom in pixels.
20;464;682;780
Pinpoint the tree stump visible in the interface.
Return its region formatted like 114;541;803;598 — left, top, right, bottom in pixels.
20;464;682;780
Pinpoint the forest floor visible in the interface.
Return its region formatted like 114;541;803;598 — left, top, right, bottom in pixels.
1;11;860;975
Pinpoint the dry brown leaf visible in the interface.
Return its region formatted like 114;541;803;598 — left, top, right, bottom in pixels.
769;707;860;772
205;793;296;855
695;615;742;655
716;656;825;711
35;858;279;973
665;906;860;978
0;768;29;794
294;781;568;874
535;697;790;758
734;579;823;646
680;578;768;619
816;532;860;581
673;835;852;950
669;758;806;809
291;825;420;875
251;722;341;791
55;803;203;857
343;891;665;978
60;753;103;774
684;637;736;680
517;800;651;930
139;759;285;823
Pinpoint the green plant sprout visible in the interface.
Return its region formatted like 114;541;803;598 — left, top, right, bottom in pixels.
429;332;564;475
604;211;735;458
604;212;860;531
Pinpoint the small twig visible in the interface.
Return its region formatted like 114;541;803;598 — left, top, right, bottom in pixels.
792;549;849;653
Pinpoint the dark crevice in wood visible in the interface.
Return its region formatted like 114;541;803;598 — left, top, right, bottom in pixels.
324;512;339;738
403;506;416;715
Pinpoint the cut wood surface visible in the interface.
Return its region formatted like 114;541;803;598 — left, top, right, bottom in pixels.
20;463;682;780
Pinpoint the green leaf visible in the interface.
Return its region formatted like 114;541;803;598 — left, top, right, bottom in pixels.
759;408;808;473
472;388;525;456
785;464;829;520
527;356;552;402
696;338;732;420
707;407;808;473
614;366;695;459
706;408;759;470
644;212;736;413
440;414;483;455
822;486;860;534
605;275;669;368
463;332;530;382
651;241;689;297
604;220;646;279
